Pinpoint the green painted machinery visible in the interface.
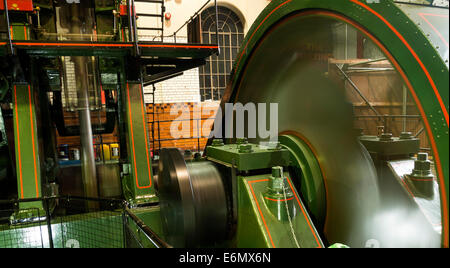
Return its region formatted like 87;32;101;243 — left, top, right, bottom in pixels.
214;0;448;248
0;0;217;205
1;0;449;249
0;0;216;248
156;0;448;248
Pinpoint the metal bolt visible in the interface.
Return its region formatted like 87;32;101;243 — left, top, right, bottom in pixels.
211;139;224;147
417;152;428;161
194;152;202;160
267;141;281;150
408;152;434;199
236;138;248;145
380;133;393;141
412;153;432;175
184;150;192;157
272;166;283;178
238;144;253;153
269;166;285;192
399;132;413;140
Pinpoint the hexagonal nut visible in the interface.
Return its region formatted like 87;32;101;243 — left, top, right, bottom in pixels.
414;159;431;171
417;152;428;161
400;132;413;140
379;133;393;141
238;144;253;153
211;139;224;147
236;138;248;145
271;166;283;178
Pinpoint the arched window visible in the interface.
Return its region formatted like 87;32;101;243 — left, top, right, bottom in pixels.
199;6;244;101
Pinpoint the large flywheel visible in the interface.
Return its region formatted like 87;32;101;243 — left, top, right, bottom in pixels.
215;0;448;247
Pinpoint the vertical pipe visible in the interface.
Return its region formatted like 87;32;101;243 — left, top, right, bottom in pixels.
91;56;100;110
345;24;348;60
161;1;165;42
127;0;139;55
75;56;98;199
402;85;408;132
152;85;156;155
68;4;98;203
214;0;220;55
197;118;200;153
127;0;133;43
157;115;161;153
131;0;139;55
3;0;14;54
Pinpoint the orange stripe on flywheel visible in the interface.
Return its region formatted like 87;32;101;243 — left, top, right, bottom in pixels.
234;6;448;247
306;9;449;248
350;0;448;127
341;2;449;247
236;0;292;69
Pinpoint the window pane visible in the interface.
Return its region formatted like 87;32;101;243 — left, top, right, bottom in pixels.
200;6;244;101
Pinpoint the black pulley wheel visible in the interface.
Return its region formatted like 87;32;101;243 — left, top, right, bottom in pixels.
158;148;228;248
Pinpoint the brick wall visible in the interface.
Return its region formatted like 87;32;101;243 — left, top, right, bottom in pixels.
55;101;221;156
143;67;201;104
146;101;220;153
56;111;120;152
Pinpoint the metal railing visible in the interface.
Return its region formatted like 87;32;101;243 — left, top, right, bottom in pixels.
167;0;219;44
0;195;170;248
1;0;219;46
126;0;219;50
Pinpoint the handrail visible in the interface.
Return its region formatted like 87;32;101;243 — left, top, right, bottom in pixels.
0;195;173;248
160;0;219;47
131;0;140;55
124;207;173;248
2;0;219;49
172;0;212;38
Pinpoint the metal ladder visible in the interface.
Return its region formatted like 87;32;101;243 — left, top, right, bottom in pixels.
134;0;165;42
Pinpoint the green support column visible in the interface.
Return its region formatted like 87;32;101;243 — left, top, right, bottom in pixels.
122;82;157;205
12;84;43;212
